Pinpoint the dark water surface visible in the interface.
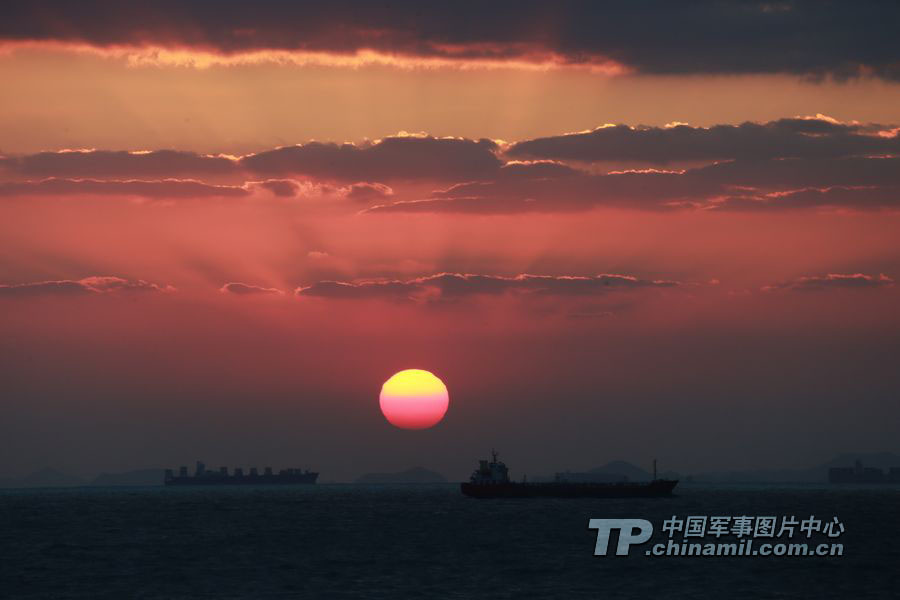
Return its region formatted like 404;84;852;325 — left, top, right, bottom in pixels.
1;484;898;599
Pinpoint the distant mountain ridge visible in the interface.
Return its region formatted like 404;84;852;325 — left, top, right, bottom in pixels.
355;466;446;484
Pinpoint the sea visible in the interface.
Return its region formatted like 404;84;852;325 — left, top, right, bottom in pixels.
1;483;897;599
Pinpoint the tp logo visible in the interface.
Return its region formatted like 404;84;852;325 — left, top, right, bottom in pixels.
588;519;653;556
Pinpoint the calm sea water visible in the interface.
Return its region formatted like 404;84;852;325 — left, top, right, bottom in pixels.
1;484;898;599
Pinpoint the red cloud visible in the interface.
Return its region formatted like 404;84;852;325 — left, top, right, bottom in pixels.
0;150;236;178
220;282;285;296
296;272;679;302
0;178;250;198
0;276;175;297
345;182;393;203
762;273;895;292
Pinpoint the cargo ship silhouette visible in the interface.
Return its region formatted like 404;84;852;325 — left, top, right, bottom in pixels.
165;461;318;486
460;451;677;498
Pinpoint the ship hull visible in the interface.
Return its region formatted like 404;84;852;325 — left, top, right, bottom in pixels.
460;479;677;498
165;473;318;486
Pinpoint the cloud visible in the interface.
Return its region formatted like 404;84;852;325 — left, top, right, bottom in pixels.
219;282;285;296
366;169;710;213
345;182;393;203
240;137;501;181
254;179;301;197
0;176;404;203
0;276;175;297
690;156;900;189
296;272;679;302
367;157;900;214
506;118;900;164
762;273;895;292
494;161;583;179
0;150;237;178
710;186;900;211
0;178;251;198
3;135;897;213
1;2;899;79
251;178;393;202
0;138;497;186
0;147;566;195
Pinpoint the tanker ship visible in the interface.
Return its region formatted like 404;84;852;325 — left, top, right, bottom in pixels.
165;461;318;486
460;451;677;498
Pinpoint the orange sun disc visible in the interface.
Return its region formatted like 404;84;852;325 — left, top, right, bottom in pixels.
379;369;449;429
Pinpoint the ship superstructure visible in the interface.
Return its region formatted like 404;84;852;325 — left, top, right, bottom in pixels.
164;461;318;486
469;450;511;485
460;451;677;498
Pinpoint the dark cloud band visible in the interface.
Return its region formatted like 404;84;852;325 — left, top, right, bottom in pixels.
762;273;894;291
220;282;284;296
0;178;251;198
239;137;500;181
1;1;899;79
296;273;678;302
2;120;897;213
367;157;900;214
0;276;174;297
507;119;900;164
1;137;501;183
0;150;236;178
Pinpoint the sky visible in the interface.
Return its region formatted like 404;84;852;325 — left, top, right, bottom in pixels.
1;1;899;481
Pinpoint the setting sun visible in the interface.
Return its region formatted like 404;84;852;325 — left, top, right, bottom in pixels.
379;369;449;430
